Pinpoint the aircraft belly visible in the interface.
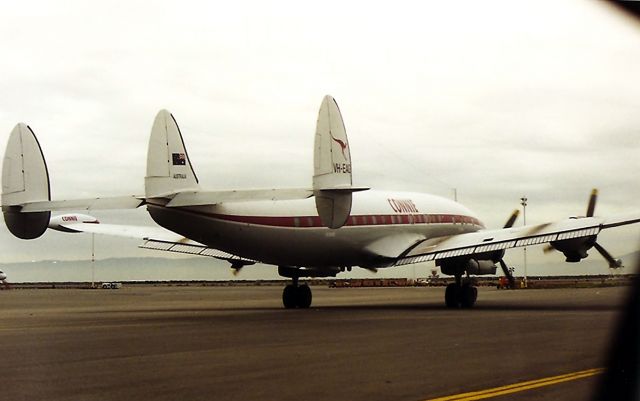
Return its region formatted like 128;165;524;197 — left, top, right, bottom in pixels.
147;205;479;268
147;205;367;267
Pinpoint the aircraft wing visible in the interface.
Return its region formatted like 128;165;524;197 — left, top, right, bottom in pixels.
55;220;256;265
394;213;640;266
139;239;256;266
59;221;186;242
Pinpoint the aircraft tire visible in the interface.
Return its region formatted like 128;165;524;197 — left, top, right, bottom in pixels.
460;285;477;308
282;285;297;309
445;283;460;308
296;284;312;309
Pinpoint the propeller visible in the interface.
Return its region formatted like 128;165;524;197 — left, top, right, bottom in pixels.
586;188;598;218
593;242;623;269
230;260;256;276
497;210;520;288
503;209;520;229
545;189;623;268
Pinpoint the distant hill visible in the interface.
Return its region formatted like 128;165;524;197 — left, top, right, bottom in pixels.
1;257;277;283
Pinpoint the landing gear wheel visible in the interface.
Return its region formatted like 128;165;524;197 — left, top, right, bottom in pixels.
282;284;297;309
282;284;313;309
296;284;312;309
444;283;478;308
445;283;460;308
460;284;478;308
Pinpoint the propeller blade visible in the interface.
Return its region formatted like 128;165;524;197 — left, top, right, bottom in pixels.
230;261;245;276
543;244;556;254
586;188;598;217
498;259;515;288
593;242;623;269
503;209;520;228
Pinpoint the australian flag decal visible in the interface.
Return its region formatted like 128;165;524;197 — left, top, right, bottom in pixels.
172;153;186;165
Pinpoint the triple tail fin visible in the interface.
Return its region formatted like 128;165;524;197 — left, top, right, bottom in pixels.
2;123;51;238
313;95;367;229
145;110;200;198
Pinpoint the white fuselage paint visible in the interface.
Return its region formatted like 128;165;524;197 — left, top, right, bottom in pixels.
147;190;484;268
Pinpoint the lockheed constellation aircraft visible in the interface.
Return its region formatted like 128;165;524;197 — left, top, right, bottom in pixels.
3;96;639;308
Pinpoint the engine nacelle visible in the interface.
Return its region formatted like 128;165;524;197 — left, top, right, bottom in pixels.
278;265;341;278
3;207;50;239
48;213;100;233
438;258;497;276
466;259;498;275
550;236;597;263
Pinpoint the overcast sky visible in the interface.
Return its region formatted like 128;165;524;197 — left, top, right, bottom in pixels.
1;1;639;279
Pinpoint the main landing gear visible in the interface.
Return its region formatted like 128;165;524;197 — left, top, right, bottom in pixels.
445;276;478;308
282;277;312;309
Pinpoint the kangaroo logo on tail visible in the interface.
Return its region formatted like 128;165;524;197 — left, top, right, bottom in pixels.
330;131;349;160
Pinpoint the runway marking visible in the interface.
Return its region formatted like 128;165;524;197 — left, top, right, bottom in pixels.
425;368;603;401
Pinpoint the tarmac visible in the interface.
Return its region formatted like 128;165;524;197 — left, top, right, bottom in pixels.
0;285;631;401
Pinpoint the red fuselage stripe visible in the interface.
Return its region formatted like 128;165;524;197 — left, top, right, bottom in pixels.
205;213;484;229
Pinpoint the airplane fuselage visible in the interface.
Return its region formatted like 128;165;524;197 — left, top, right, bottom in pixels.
146;190;485;268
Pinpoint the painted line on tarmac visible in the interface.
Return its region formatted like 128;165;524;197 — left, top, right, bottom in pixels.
425;368;603;401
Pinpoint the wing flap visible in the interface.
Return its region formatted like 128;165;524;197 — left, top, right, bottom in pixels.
140;239;256;264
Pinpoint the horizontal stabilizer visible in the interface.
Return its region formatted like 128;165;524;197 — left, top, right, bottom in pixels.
19;196;144;212
166;188;314;207
317;186;370;193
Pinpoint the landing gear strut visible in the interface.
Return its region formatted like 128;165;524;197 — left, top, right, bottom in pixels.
282;277;312;309
445;275;477;308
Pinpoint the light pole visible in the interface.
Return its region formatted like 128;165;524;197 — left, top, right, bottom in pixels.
520;196;528;288
91;233;95;289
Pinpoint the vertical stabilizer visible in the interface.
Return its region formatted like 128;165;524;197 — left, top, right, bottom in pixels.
2;123;51;239
313;96;353;229
313;95;352;189
145;110;200;198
